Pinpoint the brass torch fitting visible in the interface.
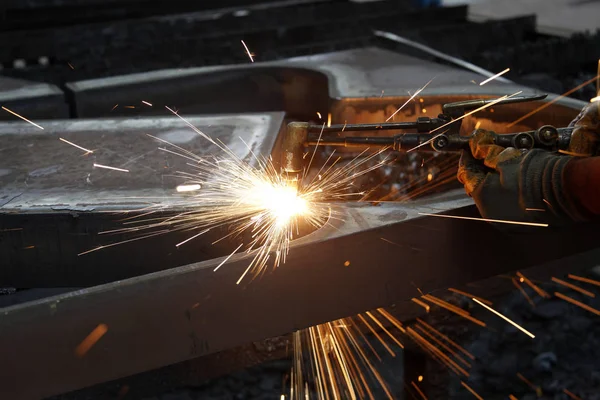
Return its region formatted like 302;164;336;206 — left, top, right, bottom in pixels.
280;121;309;189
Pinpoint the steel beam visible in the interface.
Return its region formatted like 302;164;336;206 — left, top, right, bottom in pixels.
2;191;600;399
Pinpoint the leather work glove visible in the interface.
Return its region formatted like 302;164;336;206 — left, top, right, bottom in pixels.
457;129;588;226
566;101;600;156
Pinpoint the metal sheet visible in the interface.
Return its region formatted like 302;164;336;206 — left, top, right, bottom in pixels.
0;76;69;120
2;195;600;399
0;113;284;286
66;47;537;119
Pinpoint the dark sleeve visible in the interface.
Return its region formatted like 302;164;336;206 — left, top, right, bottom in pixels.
564;156;600;217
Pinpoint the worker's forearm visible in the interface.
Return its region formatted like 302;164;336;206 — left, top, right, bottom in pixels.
564;156;600;217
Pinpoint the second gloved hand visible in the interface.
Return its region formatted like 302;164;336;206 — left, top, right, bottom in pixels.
457;129;587;226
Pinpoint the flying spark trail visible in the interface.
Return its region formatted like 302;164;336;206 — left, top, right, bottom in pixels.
1;106;44;129
460;381;484;400
472;298;535;338
417;212;548;227
551;277;595;298
241;40;254;62
567;274;600;287
422;295;486;327
507;75;599;128
410;381;428;399
411;297;431;312
448;288;492;306
516;271;550;298
554;292;600;316
479;68;510;86
409;91;523;152
93;163;129;173
517;372;542;396
512;278;535;308
142;100;153;106
176;184;201;192
386;79;433;122
59;137;93;154
75;324;108;357
85;108;389;284
563;389;583;400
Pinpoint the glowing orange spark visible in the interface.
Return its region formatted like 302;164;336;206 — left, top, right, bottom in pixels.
417;318;475;360
568;274;600;287
1;106;44;129
555;292;600;316
508;395;518;400
552;277;595;298
516;272;550;298
75;324;108;357
418;375;423;382
417;212;548;227
67;62;75;70
124;106;136;109
59;137;93;154
316;111;322;119
93;163;129;173
517;372;541;395
327;113;331;127
111;104;119;111
411;381;428;399
386;79;433;122
411;297;431;312
512;278;535;308
142;100;153;107
563;389;583;400
508;75;599;128
343;260;350;267
472;298;535;338
460;381;483;400
422;295;486;327
474;121;481;130
241;40;254;62
479;68;510;85
448;288;492;306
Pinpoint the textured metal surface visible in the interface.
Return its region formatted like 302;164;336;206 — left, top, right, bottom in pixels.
66;47;530;119
2;195;600;399
0;76;69;120
0;113;284;286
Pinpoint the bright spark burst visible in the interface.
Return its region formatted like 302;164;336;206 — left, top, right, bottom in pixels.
1;106;44;129
479;68;510;86
84;108;388;284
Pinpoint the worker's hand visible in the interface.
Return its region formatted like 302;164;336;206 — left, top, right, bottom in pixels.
457;129;586;226
567;101;600;156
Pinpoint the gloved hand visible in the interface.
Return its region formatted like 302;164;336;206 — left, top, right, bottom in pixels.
567;101;600;156
457;129;588;226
